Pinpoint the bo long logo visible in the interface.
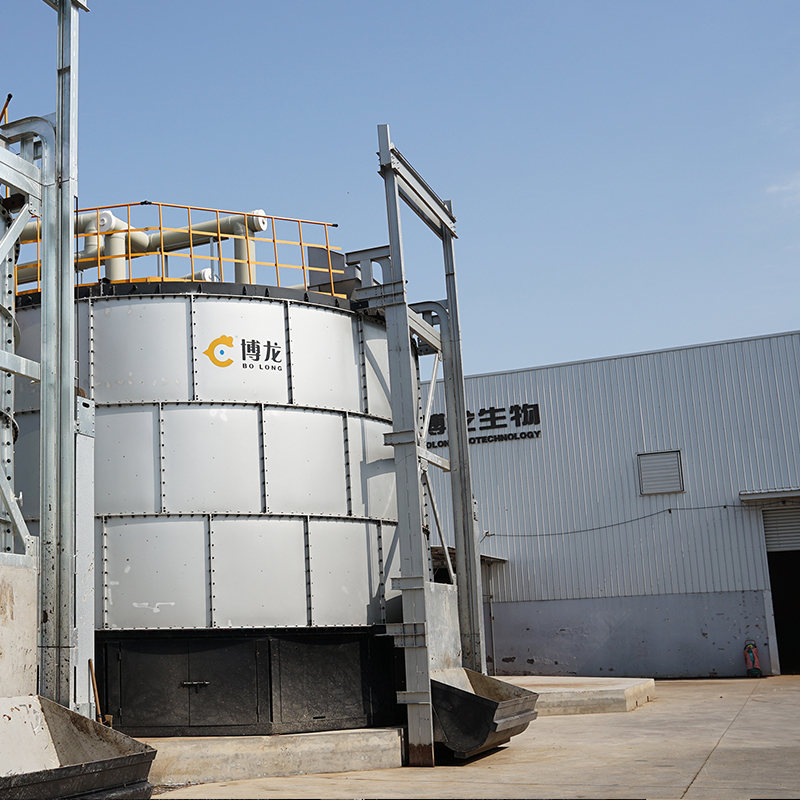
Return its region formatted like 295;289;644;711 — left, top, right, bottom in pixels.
203;334;283;371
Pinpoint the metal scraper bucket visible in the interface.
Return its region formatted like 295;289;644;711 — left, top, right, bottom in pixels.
0;696;156;799
431;668;538;759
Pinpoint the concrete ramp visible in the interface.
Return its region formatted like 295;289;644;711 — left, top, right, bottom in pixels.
0;696;156;798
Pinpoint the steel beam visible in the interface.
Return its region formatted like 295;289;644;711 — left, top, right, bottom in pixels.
0;351;41;382
387;146;457;238
0;149;42;212
0;204;32;266
407;308;441;351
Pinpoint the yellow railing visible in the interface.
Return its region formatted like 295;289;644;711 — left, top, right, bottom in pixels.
15;201;344;297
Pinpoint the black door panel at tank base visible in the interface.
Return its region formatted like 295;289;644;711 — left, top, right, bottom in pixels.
98;631;399;737
105;638;262;730
270;635;371;733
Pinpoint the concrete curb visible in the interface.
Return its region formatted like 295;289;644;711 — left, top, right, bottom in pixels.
502;676;656;715
143;726;405;786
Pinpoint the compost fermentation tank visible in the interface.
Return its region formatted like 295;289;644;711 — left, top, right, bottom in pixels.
13;203;404;736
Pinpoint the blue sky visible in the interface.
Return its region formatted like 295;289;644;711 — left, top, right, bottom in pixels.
4;1;800;375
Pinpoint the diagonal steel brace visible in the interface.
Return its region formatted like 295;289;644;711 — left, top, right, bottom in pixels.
0;204;31;266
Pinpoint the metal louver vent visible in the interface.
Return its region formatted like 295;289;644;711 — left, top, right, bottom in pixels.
763;507;800;552
638;450;683;495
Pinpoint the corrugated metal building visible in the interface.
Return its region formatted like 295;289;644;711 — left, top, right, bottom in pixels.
427;330;800;678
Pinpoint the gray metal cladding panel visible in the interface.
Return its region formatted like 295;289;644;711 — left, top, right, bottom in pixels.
288;305;361;412
103;517;209;629
263;407;347;516
426;332;800;602
347;416;397;521
363;319;392;420
210;518;307;627
14;413;39;516
162;405;263;513
193;298;289;404
95;406;159;514
308;520;381;626
92;297;192;403
14;306;40;413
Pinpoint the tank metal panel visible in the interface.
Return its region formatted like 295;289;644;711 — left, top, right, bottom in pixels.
263;408;347;516
381;523;403;622
192;298;289;404
347;416;397;520
309;520;381;625
92;298;192;403
162;405;263;514
288;305;361;412
14;293;397;632
210;517;307;628
363;319;392;420
14;413;39;513
14;306;40;413
103;517;209;629
95;406;160;514
77;301;91;399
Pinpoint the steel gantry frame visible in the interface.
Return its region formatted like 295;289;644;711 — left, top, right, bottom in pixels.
350;125;485;765
0;0;87;709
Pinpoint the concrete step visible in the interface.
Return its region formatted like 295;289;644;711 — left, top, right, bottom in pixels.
502;675;655;715
143;727;404;788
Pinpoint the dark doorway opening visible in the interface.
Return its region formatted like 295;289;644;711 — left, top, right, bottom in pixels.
768;549;800;674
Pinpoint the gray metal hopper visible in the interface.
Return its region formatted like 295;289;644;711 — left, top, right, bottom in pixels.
430;669;539;759
0;696;156;799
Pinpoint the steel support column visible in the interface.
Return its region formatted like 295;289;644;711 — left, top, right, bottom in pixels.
377;125;436;767
441;231;485;673
50;0;81;709
412;300;486;673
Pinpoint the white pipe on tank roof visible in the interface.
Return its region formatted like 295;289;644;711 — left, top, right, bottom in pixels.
20;211;100;243
103;233;127;281
15;209;269;285
144;209;268;253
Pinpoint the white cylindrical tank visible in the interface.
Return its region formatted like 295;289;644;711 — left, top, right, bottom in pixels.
14;287;402;632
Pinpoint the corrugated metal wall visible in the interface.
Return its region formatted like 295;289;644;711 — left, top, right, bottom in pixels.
427;331;800;604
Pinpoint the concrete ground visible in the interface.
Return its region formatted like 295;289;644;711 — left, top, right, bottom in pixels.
158;676;800;800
